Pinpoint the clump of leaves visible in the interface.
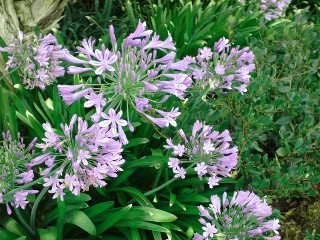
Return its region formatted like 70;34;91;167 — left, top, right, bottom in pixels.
124;0;261;58
59;0;129;51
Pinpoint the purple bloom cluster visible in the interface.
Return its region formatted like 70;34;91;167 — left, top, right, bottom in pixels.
60;21;191;129
190;37;255;94
0;131;38;214
0;32;67;90
260;0;291;20
194;191;281;240
164;120;238;188
33;114;124;200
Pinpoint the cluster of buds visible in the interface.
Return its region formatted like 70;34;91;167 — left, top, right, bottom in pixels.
0;32;67;90
0;131;38;214
165;120;238;188
32;114;125;200
190;37;255;95
260;0;292;20
60;21;191;129
194;191;281;240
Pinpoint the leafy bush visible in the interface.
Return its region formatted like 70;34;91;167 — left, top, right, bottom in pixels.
225;9;320;198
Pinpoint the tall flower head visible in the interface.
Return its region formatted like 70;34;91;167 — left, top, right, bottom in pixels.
164;120;238;187
260;0;291;20
0;32;68;90
61;20;192;129
194;191;281;239
190;37;255;95
0;131;38;214
35;114;125;200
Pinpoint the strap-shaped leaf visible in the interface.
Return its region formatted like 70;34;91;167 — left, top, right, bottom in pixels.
123;138;149;149
125;156;169;168
115;220;169;233
112;186;153;207
0;216;27;237
84;201;114;219
123;207;177;222
64;210;96;235
37;227;57;240
96;204;132;235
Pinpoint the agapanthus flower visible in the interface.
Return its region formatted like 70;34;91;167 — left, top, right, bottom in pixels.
0;131;38;214
194;191;281;239
0;32;67;90
164;120;238;187
35;114;125;200
190;37;255;95
60;20;192;130
260;0;291;20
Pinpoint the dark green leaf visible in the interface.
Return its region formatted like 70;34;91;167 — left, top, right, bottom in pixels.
64;210;96;235
96;205;132;235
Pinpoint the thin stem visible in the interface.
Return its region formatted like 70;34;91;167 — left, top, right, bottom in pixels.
0;66;20;82
4;171;54;198
144;163;196;197
30;186;50;231
14;208;36;237
152;164;164;189
3;160;69;202
144;178;177;197
57;198;66;240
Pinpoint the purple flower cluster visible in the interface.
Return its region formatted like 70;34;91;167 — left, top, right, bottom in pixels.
260;0;291;20
194;191;281;240
0;32;67;90
190;37;255;94
33;114;125;200
164;120;238;188
0;131;38;214
60;21;191;129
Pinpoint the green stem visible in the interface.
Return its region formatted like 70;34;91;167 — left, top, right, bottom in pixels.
4;160;69;201
0;66;20;82
144;163;196;197
30;186;50;231
144;178;177;197
152;164;164;189
57;198;66;240
179;86;209;130
4;171;54;199
14;207;36;237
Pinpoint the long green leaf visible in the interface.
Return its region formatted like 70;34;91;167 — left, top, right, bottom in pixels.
64;210;96;235
112;186;153;207
37;227;57;240
125;156;169;168
96;205;132;235
123;207;177;222
115;220;169;233
124;138;149;149
0;216;27;237
84;201;114;218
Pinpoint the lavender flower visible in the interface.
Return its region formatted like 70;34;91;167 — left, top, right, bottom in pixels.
260;0;291;20
0;32;67;90
164;120;238;187
190;37;255;95
61;20;192;130
0;131;38;214
194;191;281;239
57;84;93;106
35;114;125;200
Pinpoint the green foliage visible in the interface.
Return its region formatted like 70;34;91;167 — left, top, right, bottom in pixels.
60;0;129;51
124;0;261;58
0;0;319;239
202;9;320;198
